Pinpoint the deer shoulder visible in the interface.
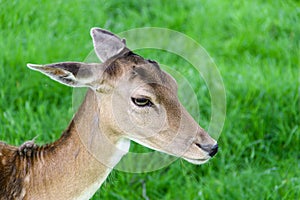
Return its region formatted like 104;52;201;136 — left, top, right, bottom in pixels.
0;140;37;199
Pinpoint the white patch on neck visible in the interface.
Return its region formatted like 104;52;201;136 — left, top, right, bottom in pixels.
75;138;130;200
108;138;130;166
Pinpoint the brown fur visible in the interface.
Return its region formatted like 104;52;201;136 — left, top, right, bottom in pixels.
0;89;122;199
0;123;73;200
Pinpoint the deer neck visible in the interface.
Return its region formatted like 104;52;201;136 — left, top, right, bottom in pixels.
73;89;130;168
28;89;130;199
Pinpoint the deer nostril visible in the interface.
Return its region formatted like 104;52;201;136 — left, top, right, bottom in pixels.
196;143;218;157
209;144;218;157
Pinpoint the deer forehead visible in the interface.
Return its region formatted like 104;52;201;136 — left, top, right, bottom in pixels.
107;54;178;94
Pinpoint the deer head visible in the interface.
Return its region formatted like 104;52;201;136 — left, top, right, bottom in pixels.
27;28;218;165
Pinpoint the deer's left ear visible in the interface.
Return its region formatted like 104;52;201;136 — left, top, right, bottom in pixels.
27;62;105;89
90;28;128;63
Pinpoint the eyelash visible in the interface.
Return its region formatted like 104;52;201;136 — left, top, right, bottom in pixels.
131;97;153;107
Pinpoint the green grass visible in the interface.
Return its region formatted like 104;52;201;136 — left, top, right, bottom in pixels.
0;0;299;199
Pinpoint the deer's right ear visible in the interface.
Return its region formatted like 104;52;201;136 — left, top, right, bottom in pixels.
90;28;127;63
27;62;112;92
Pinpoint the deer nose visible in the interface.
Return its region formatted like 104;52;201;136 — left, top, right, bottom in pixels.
196;143;218;157
208;144;218;157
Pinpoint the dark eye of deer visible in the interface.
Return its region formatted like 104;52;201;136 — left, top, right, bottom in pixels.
131;97;153;107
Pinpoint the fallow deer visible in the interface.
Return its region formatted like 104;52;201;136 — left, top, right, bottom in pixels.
0;28;218;200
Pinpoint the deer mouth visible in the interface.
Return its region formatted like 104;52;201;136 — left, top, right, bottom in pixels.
179;142;217;165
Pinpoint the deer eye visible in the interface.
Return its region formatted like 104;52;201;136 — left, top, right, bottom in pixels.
131;97;153;107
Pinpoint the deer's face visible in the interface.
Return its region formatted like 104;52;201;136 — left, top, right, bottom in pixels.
28;28;218;165
98;53;217;164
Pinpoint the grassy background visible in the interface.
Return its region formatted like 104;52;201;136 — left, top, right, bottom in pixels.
0;0;299;199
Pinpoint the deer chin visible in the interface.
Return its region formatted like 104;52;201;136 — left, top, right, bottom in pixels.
182;157;210;165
